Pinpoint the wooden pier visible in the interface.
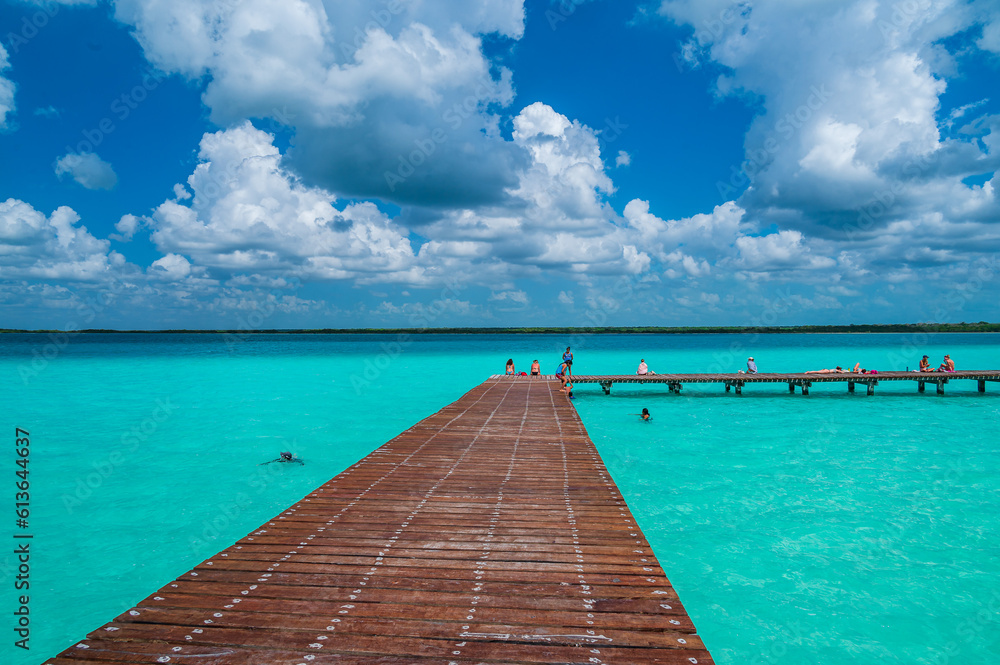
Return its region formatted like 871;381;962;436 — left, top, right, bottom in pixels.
564;370;1000;396
48;377;713;665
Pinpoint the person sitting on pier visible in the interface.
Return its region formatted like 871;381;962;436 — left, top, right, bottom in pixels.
805;366;847;374
747;357;757;374
637;358;648;375
530;359;540;376
939;354;955;372
505;358;515;376
919;355;932;372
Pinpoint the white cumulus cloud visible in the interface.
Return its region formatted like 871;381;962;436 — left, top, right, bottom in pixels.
733;230;837;272
660;0;1000;243
417;103;648;283
978;18;1000;53
148;254;193;281
148;122;419;284
489;289;529;306
0;198;126;281
54;153;118;190
112;214;140;241
113;0;527;206
650;0;1000;301
0;44;15;130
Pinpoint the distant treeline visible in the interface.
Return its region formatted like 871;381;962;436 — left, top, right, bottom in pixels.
3;322;1000;334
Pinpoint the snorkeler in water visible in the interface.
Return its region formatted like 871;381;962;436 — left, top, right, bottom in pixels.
260;451;303;465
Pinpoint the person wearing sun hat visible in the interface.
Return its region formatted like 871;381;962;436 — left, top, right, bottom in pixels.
747;357;757;374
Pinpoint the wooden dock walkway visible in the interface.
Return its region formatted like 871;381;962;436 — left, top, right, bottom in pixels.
48;377;713;665
562;370;1000;395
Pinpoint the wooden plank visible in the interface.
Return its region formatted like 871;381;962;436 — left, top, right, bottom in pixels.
46;378;714;665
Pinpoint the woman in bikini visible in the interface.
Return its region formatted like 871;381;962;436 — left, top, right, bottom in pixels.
562;347;573;378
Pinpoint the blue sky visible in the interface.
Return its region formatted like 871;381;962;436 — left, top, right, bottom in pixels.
1;0;999;329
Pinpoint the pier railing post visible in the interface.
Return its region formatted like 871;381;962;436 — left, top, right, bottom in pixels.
848;381;855;393
936;380;945;395
979;380;986;393
918;381;925;393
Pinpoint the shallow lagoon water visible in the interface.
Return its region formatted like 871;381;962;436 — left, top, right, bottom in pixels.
1;332;998;664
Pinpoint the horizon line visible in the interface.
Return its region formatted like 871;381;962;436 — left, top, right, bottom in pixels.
3;322;1000;335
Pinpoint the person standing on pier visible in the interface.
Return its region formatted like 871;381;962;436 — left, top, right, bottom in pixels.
747;357;757;374
562;346;573;378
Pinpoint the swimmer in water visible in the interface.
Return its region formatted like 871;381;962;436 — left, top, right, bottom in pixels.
630;408;651;421
260;451;303;465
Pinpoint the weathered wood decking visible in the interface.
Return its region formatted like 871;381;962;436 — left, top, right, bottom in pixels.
559;370;1000;395
48;377;712;665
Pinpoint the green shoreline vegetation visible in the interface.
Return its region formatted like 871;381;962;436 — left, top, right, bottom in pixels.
3;323;999;334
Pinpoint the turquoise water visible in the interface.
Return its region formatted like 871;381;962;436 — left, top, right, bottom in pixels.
1;332;998;664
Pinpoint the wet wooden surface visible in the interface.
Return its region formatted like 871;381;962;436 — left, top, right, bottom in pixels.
48;377;713;665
